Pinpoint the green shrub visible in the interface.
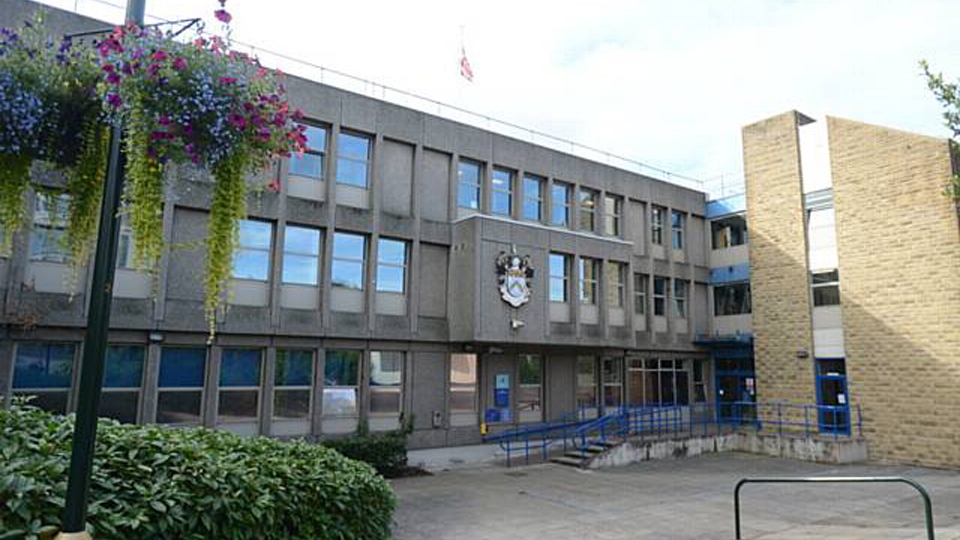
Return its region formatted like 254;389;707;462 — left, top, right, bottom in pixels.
0;404;395;540
323;434;408;478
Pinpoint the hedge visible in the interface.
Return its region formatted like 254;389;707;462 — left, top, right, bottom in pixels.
323;434;408;478
0;404;395;540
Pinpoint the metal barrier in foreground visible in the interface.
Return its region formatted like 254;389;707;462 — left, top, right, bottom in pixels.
734;476;935;540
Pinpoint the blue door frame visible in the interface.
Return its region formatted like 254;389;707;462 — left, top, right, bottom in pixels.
814;358;850;435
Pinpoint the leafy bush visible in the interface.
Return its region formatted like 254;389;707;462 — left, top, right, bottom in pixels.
323;434;408;478
0;405;395;540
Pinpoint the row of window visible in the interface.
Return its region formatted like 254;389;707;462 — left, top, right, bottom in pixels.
288;124;371;189
9;343;480;432
575;357;706;413
547;253;691;317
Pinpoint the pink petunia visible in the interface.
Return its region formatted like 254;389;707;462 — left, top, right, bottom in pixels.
172;57;187;71
151;50;167;61
106;72;121;85
106;94;122;108
214;9;232;24
219;77;237;85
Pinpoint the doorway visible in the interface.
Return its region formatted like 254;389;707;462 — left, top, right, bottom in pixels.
715;357;755;424
815;358;850;435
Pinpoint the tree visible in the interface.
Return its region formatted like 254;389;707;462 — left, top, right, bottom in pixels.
921;60;960;202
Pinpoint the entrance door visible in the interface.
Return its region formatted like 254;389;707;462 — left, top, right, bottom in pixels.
715;358;756;424
816;358;850;435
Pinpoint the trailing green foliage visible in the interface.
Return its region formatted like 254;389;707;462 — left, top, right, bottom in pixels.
205;154;248;336
920;60;960;202
0;404;396;540
0;155;31;256
64;118;110;285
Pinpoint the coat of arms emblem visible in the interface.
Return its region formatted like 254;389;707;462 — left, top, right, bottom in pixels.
495;249;534;308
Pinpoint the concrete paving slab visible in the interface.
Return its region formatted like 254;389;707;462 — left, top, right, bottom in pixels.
391;452;960;540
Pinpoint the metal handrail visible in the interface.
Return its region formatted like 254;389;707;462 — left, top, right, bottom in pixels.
734;477;935;540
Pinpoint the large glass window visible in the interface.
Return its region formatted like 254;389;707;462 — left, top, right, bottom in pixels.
457;159;482;210
651;205;665;245
653;276;668;316
551;181;570;227
576;356;598;412
693;360;707;403
282;225;321;285
630;358;689;407
674;279;688;318
578;187;597;232
370;351;403;414
323;350;361;416
603;194;622;237
606;261;626;308
232;219;272;281
289;123;327;179
12;342;74;414
671;210;685;250
522;174;543;221
336;131;371;188
331;232;366;290
518;355;542;421
157;347;206;425
812;270;840;306
218;349;262;423
100;345;145;423
634;273;648;315
29;193;71;263
579;257;599;305
549;253;569;303
491;168;513;216
376;238;407;293
714;283;752;315
712;215;748;249
602;357;623;412
274;349;314;420
449;353;477;412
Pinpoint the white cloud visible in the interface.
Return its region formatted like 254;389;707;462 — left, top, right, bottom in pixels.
27;0;960;195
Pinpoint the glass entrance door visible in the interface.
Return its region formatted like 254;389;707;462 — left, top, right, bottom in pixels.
816;358;850;435
715;358;755;424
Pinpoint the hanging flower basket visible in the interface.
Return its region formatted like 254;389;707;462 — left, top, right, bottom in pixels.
0;12;306;336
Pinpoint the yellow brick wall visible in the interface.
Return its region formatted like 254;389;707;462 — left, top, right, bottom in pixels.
828;117;960;468
743;112;817;415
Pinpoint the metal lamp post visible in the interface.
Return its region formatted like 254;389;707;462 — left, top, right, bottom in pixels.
56;1;146;538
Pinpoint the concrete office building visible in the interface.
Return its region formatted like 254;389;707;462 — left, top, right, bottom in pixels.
0;1;718;450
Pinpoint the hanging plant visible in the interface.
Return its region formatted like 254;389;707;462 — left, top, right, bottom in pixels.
0;18;107;278
94;22;306;335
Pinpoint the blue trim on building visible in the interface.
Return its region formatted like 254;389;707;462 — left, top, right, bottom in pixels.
706;193;746;219
710;263;750;284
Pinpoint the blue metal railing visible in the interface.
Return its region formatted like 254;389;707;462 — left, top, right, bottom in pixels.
484;401;862;466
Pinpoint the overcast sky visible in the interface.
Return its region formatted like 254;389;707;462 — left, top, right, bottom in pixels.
31;0;960;195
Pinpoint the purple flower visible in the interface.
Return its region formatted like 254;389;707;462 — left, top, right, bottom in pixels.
106;72;121;85
214;9;232;24
106;94;122;108
228;112;246;129
172;57;187;71
219;77;237;85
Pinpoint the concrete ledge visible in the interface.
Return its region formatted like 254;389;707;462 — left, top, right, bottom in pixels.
588;432;868;469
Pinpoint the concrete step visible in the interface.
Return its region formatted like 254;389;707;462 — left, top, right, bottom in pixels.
564;450;595;459
551;456;586;467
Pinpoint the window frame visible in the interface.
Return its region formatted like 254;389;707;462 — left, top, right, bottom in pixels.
11;341;76;415
548;252;569;303
331;231;367;290
335;130;372;188
217;348;264;425
375;238;407;294
29;192;71;264
273;349;315;421
711;215;748;249
579;257;599;305
713;282;752;316
369;351;404;415
517;354;543;421
156;346;208;426
633;273;648;315
673;279;688;318
575;356;598;412
653;276;668;316
491;167;514;217
607;261;626;308
232;219;273;281
651;205;665;245
457;159;483;211
522;174;543;221
578;187;598;233
449;353;478;413
100;344;146;424
603;194;622;237
811;270;840;306
671;210;685;250
281;224;322;286
288;122;328;180
323;350;362;417
551;181;571;228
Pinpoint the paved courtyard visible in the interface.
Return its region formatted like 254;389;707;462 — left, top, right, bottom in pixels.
391;453;960;539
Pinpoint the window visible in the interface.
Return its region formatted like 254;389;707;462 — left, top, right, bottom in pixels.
603;194;622;236
289;124;327;179
578;187;597;232
370;351;403;414
323;350;361;416
449;353;477;412
576;357;598;411
274;349;314;420
671;210;685;250
711;215;748;249
100;345;145;424
232;219;272;281
12;342;74;414
812;270;840;306
282;225;321;285
548;253;569;302
606;261;626;308
457;159;482;210
602;357;623;411
651;205;665;245
522;174;543;221
116;226;138;269
551;181;571;227
653;276;668;316
634;274;648;315
218;349;262;424
714;283;752;315
376;238;407;293
579;257;599;305
674;279;688;318
630;358;689;407
518;355;542;421
491;168;513;216
157;347;206;425
336;131;371;188
29;193;70;263
331;232;366;290
693;360;707;403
